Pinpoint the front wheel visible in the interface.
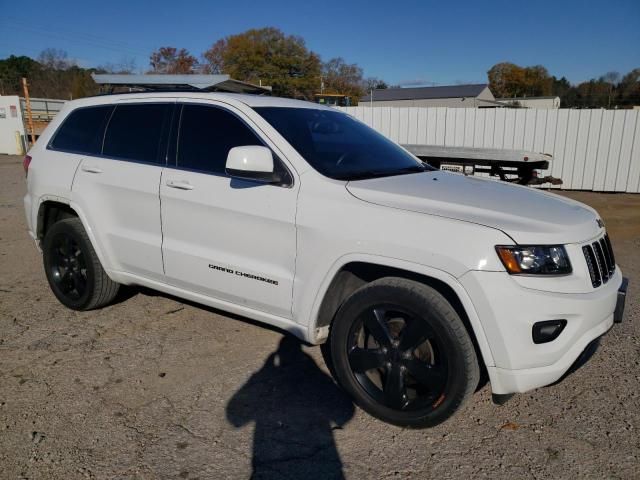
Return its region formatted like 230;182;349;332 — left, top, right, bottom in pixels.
42;217;119;310
328;277;479;428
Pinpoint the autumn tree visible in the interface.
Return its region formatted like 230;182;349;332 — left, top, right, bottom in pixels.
149;47;198;74
203;39;225;74
488;62;552;98
202;27;322;99
321;57;364;101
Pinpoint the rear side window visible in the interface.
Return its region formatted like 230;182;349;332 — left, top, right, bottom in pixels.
103;103;172;164
49;106;113;154
177;104;262;174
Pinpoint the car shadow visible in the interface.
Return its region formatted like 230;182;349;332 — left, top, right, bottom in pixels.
226;335;355;480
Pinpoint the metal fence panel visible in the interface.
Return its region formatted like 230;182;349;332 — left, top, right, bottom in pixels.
339;106;640;192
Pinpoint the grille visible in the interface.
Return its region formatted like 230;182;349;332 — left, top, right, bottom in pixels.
582;234;616;288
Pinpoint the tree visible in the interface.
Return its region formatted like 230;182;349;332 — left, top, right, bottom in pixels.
618;68;640;107
38;48;75;70
488;62;552;98
322;57;364;102
202;27;322;99
202;39;225;74
149;47;197;74
551;76;576;107
96;58;137;74
488;62;524;98
363;76;388;92
523;65;552;96
0;55;39;95
600;71;620;108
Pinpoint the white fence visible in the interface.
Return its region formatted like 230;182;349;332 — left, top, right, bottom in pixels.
338;107;640;193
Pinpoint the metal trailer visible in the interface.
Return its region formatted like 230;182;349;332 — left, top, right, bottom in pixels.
19;97;66;137
403;144;562;186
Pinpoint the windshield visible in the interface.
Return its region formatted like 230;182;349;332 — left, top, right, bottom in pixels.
254;107;431;180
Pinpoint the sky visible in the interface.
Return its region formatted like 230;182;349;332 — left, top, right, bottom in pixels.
1;0;639;86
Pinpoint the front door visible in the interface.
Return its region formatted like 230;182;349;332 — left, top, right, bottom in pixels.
160;102;298;318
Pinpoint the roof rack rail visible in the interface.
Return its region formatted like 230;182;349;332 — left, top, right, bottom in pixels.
91;74;272;96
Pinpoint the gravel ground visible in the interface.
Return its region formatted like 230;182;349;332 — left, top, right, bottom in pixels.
1;154;638;479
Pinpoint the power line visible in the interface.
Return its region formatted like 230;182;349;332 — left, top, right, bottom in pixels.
0;16;158;53
0;21;152;60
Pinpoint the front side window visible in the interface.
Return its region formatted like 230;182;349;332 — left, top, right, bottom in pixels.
103;103;172;163
49;105;114;154
255;107;429;180
177;104;263;174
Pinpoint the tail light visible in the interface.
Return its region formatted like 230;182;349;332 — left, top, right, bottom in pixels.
23;155;32;177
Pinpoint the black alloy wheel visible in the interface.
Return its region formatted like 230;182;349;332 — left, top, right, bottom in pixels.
43;217;119;310
347;305;448;411
48;232;88;301
327;277;479;428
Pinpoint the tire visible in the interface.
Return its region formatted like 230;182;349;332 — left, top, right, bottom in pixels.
42;217;119;311
327;277;479;428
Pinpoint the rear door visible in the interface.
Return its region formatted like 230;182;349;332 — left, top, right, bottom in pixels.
159;101;298;318
72;101;174;280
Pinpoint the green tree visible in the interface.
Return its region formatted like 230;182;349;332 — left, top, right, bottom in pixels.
202;27;322;99
0;55;39;95
618;68;640;106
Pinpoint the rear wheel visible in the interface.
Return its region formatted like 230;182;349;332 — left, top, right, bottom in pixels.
328;277;479;428
43;217;119;310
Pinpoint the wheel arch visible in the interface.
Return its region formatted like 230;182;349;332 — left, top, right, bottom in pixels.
310;258;496;376
37;199;78;242
35;197;115;279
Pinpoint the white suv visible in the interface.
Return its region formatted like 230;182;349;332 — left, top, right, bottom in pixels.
23;92;628;427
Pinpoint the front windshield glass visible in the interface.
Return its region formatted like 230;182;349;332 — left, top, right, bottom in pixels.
255;107;431;180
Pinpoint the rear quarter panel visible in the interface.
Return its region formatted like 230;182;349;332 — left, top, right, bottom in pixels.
25;104;83;236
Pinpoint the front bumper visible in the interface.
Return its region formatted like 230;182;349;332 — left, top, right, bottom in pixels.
459;269;627;394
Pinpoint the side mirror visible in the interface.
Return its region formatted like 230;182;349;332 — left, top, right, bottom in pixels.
225;146;278;183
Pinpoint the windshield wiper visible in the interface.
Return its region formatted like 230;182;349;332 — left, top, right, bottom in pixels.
337;164;427;181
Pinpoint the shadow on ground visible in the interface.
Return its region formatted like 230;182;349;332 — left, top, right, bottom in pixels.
226;336;355;479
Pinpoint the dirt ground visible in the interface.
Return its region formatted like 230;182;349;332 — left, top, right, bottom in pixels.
1;154;638;480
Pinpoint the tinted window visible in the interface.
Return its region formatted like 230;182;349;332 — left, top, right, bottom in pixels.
255;107;429;180
103;104;172;163
177;105;262;174
50;106;113;154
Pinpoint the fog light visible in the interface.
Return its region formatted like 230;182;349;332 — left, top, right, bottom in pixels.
532;320;567;344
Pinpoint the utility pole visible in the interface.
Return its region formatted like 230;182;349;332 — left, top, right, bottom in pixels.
21;77;36;145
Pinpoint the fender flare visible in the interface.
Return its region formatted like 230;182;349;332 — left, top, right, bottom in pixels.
36;195;116;280
306;252;496;370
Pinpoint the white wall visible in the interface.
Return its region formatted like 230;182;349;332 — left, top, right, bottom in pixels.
338;106;640;193
497;97;561;109
0;96;25;155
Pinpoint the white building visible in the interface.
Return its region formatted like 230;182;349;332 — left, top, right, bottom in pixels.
360;84;499;108
0;95;25;155
496;96;561;109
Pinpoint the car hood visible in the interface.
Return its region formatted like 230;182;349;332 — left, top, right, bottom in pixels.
346;171;600;244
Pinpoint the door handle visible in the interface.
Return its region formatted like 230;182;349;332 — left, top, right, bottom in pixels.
81;165;103;174
166;180;194;190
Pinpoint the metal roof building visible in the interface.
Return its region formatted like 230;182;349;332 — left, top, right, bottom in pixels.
91;74;271;95
360;83;497;108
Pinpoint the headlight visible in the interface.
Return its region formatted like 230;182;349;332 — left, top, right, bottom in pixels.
495;245;572;275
